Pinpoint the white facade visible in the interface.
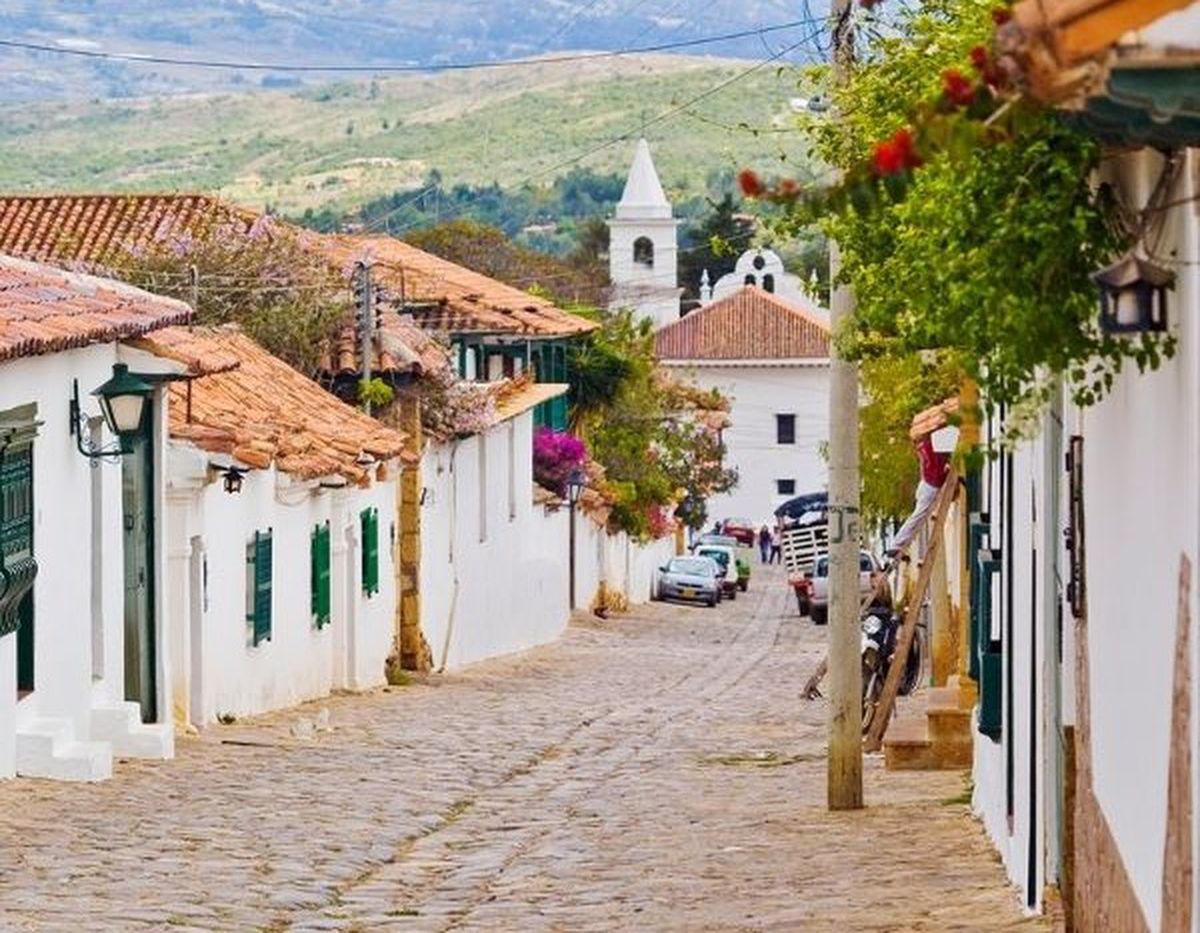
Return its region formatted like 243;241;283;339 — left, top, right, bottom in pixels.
165;451;399;726
419;402;675;669
664;362;829;525
702;248;828;326
608;138;681;329
968;146;1200;926
419;412;570;669
0;344;176;782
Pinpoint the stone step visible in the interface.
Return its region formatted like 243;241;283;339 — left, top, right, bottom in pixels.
16;718;112;782
883;715;973;771
90;703;174;760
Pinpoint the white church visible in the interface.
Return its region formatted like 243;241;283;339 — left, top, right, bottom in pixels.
608;139;833;526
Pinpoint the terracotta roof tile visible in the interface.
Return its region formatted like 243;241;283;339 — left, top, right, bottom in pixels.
320;312;451;379
0;253;191;362
0;195;591;369
323;235;597;339
655;286;830;362
136;325;410;484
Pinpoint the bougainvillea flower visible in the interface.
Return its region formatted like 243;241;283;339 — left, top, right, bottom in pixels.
969;45;990;72
870;128;922;176
738;169;764;197
942;69;976;108
991;7;1012;25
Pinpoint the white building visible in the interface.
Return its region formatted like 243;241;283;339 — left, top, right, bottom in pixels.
607;139;681;329
701;247;830;327
418;381;571;669
883;5;1200;927
655;285;831;525
133;326;409;727
0;256;190;781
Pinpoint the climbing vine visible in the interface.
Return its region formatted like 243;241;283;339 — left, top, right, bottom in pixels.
745;0;1171;421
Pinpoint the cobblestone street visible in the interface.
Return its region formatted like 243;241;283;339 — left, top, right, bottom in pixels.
0;566;1044;932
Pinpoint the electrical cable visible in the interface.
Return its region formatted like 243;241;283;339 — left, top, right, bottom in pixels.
0;19;824;74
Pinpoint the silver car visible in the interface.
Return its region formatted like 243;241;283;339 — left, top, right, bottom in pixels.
655;556;722;607
808;550;887;625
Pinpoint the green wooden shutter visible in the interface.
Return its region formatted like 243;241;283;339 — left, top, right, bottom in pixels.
976;547;1002;741
253;529;273;645
311;522;331;629
361;507;379;597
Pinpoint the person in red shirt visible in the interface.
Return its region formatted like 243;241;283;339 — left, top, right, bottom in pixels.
887;434;950;557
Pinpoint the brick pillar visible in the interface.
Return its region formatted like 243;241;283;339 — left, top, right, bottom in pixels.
394;396;432;673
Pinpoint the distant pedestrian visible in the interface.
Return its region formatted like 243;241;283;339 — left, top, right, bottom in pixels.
770;527;782;565
758;525;771;563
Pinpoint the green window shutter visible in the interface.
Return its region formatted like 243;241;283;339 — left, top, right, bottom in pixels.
311;522;331;629
253;529;273;645
361;507;379;597
976;547;1002;742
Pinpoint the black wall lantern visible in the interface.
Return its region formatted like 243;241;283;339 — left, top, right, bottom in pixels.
70;363;154;460
1092;252;1175;335
220;465;248;495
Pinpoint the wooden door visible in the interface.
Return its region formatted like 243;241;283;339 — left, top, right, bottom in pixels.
122;421;156;723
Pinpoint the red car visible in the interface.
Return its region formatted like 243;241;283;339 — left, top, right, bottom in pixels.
720;517;758;547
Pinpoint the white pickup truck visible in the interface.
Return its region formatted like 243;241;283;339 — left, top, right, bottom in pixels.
806;550;885;625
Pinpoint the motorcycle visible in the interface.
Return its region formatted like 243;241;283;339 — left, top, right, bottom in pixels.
860;602;924;732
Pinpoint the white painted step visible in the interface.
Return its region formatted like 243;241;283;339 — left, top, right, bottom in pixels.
90;702;174;760
16;718;112;782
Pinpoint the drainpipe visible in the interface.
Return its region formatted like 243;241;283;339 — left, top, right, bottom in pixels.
437;440;460;672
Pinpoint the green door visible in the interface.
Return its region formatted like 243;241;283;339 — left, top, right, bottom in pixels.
122;420;156;723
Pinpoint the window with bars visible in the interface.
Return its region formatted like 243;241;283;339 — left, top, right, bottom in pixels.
776;414;796;445
246;529;273;646
361;507;380;597
311;522;331;629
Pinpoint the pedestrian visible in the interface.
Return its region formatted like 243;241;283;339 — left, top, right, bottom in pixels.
770;526;782;565
758;525;771;563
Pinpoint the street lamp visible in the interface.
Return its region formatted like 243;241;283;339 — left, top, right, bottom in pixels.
1092;251;1174;335
567;467;586;610
70;363;154;460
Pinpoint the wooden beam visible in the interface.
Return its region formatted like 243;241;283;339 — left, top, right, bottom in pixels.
863;470;960;752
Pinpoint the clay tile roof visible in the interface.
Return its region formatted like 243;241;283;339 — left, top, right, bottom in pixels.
654;286;830;362
320;312;451;379
910;397;961;440
0;253;192;363
0;193;256;265
136;325;410;483
323;234;597;339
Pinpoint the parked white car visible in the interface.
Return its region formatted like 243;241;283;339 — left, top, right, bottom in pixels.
808;550;886;625
693;544;739;600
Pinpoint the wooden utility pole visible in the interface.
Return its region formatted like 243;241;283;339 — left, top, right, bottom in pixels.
826;0;862;811
355;261;375;415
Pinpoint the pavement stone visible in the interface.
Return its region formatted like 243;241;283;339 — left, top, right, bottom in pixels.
0;564;1046;931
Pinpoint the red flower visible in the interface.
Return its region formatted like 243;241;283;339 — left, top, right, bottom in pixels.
870;128;922;177
991;7;1012;26
738;169;764;197
859;0;882;8
942;68;976;108
777;177;800;198
969;45;990;73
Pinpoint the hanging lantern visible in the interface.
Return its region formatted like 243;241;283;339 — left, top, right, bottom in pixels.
1092;252;1175;335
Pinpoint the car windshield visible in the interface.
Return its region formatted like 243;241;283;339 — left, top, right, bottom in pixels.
699;535;739;548
669;558;715;576
815;553;874;576
696;548;729;568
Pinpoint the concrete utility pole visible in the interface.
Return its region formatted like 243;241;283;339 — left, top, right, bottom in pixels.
355;261;375;415
826;0;863;812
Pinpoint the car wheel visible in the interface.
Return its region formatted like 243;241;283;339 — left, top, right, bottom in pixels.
707;595;717;607
796;593;810;616
739;580;748;592
811;605;828;626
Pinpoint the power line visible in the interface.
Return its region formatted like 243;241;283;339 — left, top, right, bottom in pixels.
360;25;826;237
0;18;823;74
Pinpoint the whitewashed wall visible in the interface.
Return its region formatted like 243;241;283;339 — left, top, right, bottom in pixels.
664;362;829;525
0;343;174;777
420;409;676;670
166;451;398;726
1077;147;1200;929
420;414;570;670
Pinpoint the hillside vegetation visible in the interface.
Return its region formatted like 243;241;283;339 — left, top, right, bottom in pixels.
0;55;814;216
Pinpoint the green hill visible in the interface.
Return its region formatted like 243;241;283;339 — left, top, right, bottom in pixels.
0;54;813;216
